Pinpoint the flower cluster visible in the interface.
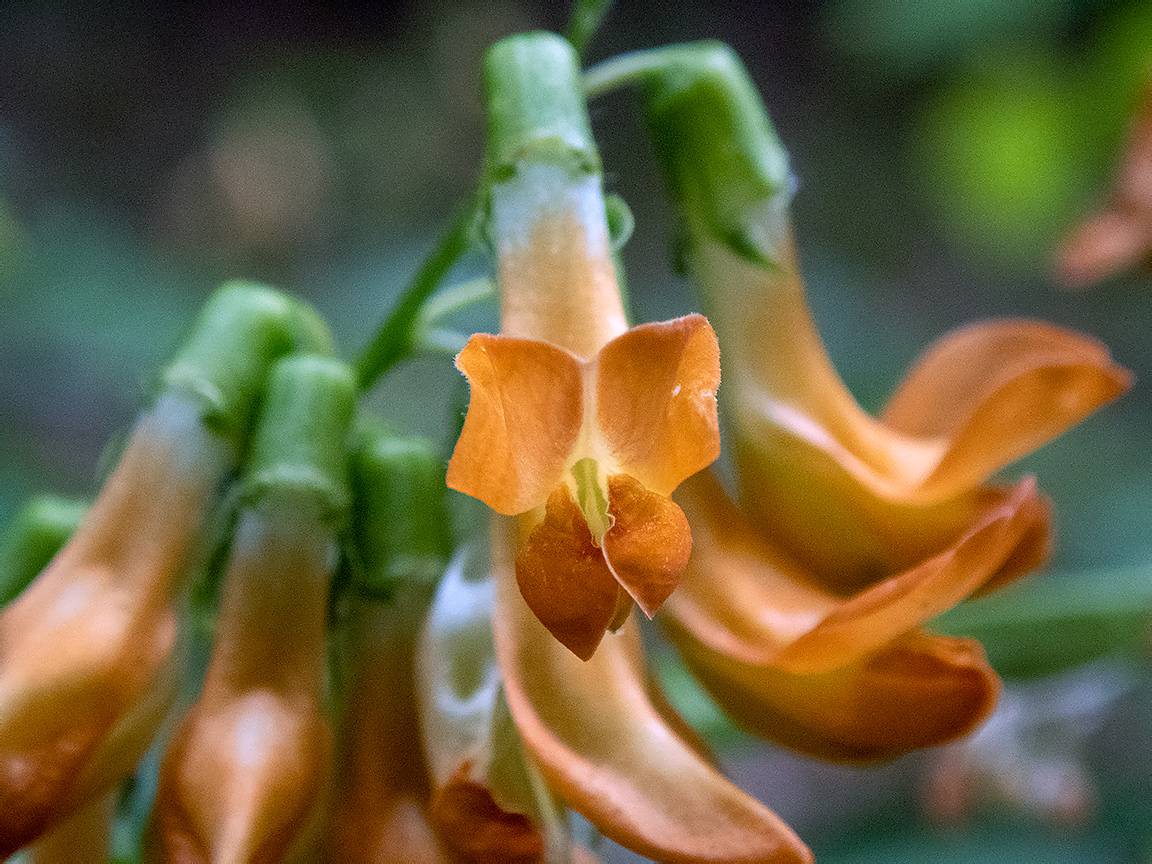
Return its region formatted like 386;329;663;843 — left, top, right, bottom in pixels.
0;26;1132;864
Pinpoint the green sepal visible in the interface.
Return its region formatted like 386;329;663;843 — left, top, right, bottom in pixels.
349;430;453;601
644;41;794;266
605;193;635;252
0;495;88;607
162;282;333;447
483;31;600;182
240;354;356;526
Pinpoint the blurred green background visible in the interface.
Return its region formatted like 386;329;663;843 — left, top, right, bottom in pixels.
2;1;1151;861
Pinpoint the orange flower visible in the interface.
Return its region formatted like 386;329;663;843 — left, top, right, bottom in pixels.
640;44;1131;759
1055;72;1152;288
661;224;1131;760
490;515;813;864
447;162;721;660
0;395;231;856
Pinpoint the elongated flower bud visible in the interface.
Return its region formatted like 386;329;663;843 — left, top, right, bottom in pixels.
324;429;454;862
0;284;328;855
150;355;354;863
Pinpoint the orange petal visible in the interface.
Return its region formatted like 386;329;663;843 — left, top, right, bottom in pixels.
515;487;625;661
596;315;721;496
668;473;1048;674
730;422;996;593
448;334;583;515
882;319;1131;499
670;628;999;763
666;471;841;666
770;478;1049;674
493;516;813;864
430;765;543;864
602;474;692;618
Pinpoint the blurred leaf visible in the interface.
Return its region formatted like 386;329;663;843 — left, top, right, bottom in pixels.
936;567;1152;679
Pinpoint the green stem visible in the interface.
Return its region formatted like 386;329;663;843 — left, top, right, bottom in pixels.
565;0;614;59
583;47;676;99
354;198;478;391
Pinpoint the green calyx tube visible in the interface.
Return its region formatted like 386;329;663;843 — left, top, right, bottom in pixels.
643;42;794;266
349;431;453;601
240;354;357;527
483;31;600;182
162;282;333;448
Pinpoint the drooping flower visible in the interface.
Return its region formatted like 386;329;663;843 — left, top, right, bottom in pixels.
489;514;813;864
447;34;721;660
0;284;329;855
150;355;354;862
643;42;1132;760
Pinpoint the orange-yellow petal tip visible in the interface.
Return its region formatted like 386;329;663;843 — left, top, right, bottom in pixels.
678;630;999;763
883;319;1132;495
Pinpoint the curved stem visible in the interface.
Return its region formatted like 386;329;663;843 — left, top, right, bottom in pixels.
417;277;496;330
583;48;675;100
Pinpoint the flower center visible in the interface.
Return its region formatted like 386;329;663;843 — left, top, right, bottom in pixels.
569;457;613;547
